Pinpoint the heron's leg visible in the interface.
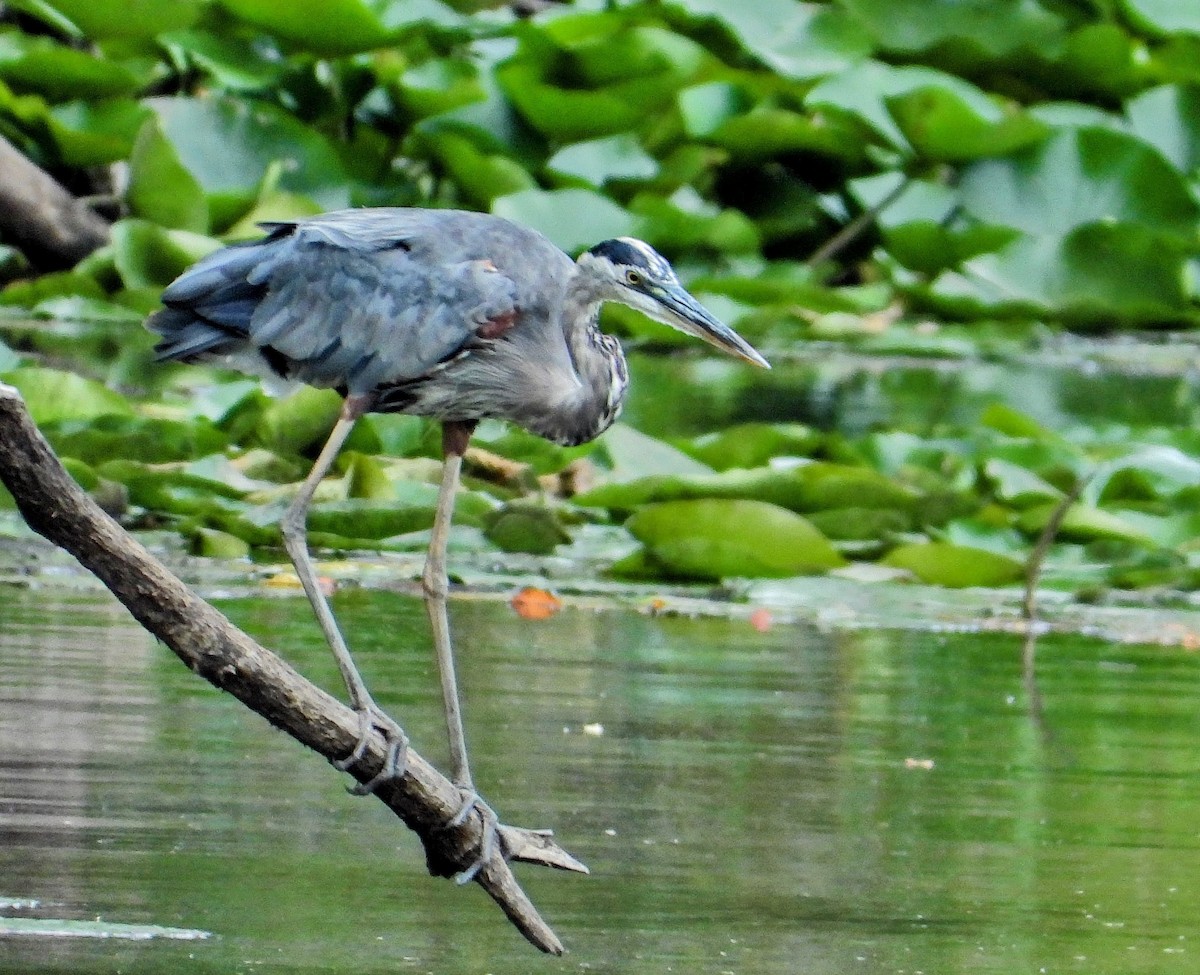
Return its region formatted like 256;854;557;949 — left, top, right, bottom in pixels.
281;394;408;786
424;420;477;789
424;420;501;881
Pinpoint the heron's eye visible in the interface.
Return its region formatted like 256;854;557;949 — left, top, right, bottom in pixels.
624;269;643;287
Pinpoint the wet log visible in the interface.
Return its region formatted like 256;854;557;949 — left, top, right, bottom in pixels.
0;382;585;954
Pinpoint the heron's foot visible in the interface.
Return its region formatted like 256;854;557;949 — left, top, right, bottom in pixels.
333;703;410;796
443;787;501;885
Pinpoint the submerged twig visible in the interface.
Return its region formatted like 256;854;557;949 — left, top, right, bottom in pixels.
1023;475;1091;624
1021;474;1092;743
0;383;584;955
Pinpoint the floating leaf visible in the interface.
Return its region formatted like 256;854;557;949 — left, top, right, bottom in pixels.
886;85;1049;162
923;222;1194;325
983;459;1064;508
882;542;1024;587
547;135;659;188
677;82;744;139
483;503;570;555
979;404;1056;441
807;506;910;541
305;500;440;540
626;499;844;579
126;119;208;232
254;387;378;457
0;271;105;308
683;423;821;471
414;127;534;208
216;0;393;55
492;188;636;254
578;461;918;515
343;452;394;501
1118;0;1200;37
0;916;209;940
17;0;204;38
147;96;351;210
1126;83;1200;175
597;424;714;483
49;98;150;167
111;220;221;290
1;367;131;424
840;0;1064;57
958;128;1200;241
160;29;286;91
0;31;142;100
673;0;871;79
1016;503;1156;546
190;527;251;559
391;57;486;119
807;60;994;152
47;416;227;465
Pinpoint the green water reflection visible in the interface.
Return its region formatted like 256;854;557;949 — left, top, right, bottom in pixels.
2;586;1198;974
623;350;1200;438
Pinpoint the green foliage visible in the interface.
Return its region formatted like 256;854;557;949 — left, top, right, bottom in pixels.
0;0;1194;325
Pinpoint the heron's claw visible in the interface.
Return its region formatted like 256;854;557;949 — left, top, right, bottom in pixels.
444;788;501;885
333;704;409;796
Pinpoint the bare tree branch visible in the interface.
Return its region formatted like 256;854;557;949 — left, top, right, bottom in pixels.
0;135;110;269
806;176;912;270
0;382;585;955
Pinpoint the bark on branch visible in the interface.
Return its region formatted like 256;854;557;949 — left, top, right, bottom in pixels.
0;383;585;954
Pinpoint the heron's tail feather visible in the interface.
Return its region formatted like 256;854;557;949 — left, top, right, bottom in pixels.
146;308;235;361
147;238;278;362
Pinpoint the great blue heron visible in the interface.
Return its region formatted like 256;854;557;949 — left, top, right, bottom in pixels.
149;207;767;864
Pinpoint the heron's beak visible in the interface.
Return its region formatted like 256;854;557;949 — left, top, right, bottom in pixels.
655;283;770;369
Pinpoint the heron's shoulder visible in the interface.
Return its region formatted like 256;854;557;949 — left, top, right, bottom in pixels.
272;208;564;261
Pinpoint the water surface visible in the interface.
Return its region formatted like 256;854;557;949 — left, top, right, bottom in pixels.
1;585;1198;974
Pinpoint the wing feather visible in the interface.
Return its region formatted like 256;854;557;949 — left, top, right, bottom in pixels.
149;212;521;397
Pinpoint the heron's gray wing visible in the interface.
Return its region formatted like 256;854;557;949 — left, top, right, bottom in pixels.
155;215;520;396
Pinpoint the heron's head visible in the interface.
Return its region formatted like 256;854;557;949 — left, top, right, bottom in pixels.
578;238;769;368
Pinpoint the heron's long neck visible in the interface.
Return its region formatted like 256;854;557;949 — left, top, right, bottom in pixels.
558;284;628;446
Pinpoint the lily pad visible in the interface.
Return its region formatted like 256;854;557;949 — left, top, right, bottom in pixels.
683;423;822;471
126;119;208;233
886;85;1049;162
882;542;1025;588
216;0;393;55
1;367;131;424
1016;503;1156;546
626;499;844;580
547;135;659;188
577;461;918;515
958;128;1200;241
492;188;637;254
483;503;571;555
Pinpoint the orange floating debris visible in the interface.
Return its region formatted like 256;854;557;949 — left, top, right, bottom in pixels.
264;572;336;597
749;607;773;632
511;586;562;620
